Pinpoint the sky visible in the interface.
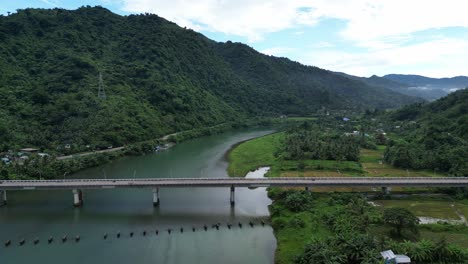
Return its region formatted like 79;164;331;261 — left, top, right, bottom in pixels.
2;0;468;78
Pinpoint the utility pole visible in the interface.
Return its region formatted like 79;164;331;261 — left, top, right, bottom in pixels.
97;72;106;100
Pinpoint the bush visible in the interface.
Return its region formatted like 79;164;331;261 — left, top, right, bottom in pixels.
289;215;305;228
284;191;314;212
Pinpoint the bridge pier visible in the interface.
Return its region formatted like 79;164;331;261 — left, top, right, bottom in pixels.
0;190;6;206
72;189;83;207
381;186;391;195
230;186;235;206
152;188;160;207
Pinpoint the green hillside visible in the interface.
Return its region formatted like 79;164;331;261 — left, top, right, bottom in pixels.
0;6;418;151
384;88;468;175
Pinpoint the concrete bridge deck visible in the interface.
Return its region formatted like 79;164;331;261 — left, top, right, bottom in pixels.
1;177;467;207
1;177;467;190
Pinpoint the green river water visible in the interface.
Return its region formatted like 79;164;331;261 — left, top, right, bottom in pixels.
0;129;276;264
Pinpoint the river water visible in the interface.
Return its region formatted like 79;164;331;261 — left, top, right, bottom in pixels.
0;129;276;264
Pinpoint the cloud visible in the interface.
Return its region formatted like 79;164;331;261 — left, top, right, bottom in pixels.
119;0;319;42
260;47;295;56
116;0;468;76
301;38;468;77
119;0;468;43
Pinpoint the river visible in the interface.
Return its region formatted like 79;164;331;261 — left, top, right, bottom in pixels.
0;129;276;264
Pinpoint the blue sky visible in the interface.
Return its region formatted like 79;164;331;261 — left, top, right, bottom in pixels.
2;0;468;78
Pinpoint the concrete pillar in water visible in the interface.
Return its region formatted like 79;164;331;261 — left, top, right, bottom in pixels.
152;188;160;207
381;186;391;194
0;190;6;206
72;189;83;207
230;185;235;206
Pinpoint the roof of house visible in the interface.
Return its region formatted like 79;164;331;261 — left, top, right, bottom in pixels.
381;250;411;263
20;148;39;152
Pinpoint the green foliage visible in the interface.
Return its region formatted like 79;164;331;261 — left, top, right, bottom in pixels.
383;89;468;175
389;238;468;263
0;7;417;151
383;207;420;237
282;128;361;162
284;191;314;212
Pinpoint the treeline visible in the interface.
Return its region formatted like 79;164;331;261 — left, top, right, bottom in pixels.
281;125;361;162
269;190;468;264
383;89;468;176
0;6;417;152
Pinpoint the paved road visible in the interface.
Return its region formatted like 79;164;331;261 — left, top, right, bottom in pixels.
56;147;125;160
1;177;467;190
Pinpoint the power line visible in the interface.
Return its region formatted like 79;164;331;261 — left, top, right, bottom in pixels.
97;72;106;100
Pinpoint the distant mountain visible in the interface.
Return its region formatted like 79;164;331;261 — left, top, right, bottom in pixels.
383;74;468;100
0;7;419;150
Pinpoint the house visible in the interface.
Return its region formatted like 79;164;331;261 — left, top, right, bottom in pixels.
38;153;49;158
343;117;350;122
381;250;411;264
20;148;39;153
1;157;10;165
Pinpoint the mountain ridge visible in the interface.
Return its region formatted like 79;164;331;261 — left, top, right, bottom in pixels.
0;6;419;150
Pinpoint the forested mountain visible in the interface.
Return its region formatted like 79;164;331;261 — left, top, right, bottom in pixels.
384;74;468;100
0;6;418;151
383;88;468;175
336;72;463;101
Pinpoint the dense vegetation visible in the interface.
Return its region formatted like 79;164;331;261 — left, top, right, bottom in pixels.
269;191;468;264
0;6;418;152
383;89;468;176
282;126;361;162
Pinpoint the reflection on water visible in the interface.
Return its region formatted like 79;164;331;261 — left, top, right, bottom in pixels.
0;129;277;264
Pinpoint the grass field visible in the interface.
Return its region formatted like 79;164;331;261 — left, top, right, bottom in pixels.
360;147;445;177
227;133;468;262
227;132;364;177
373;199;464;220
372;197;468;248
227;132;282;177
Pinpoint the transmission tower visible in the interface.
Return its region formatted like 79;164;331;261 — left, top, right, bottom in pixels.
97;72;107;100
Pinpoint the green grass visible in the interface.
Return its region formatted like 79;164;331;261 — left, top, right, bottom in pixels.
373;199;465;220
227;132;283;177
270;195;333;264
372;197;468;248
360;147;447;177
227;132;363;177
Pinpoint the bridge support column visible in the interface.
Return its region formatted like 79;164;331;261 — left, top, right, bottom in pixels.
0;190;6;206
152;188;160;207
72;189;83;207
230;186;235;206
381;186;391;195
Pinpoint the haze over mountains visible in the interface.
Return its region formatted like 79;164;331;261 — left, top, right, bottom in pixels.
0;6;424;149
337;72;468;101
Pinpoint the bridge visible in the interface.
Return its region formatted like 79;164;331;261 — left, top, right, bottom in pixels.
1;177;467;207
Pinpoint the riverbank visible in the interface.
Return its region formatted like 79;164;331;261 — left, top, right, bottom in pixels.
2;117;295;180
226;132;468;263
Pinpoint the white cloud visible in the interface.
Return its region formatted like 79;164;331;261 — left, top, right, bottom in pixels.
119;0;468;43
116;0;468;76
260;47;295;56
301;38;468;77
120;0;319;42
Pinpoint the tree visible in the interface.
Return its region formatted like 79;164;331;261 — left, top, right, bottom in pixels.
1;169;9;180
284;191;313;212
383;207;419;237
